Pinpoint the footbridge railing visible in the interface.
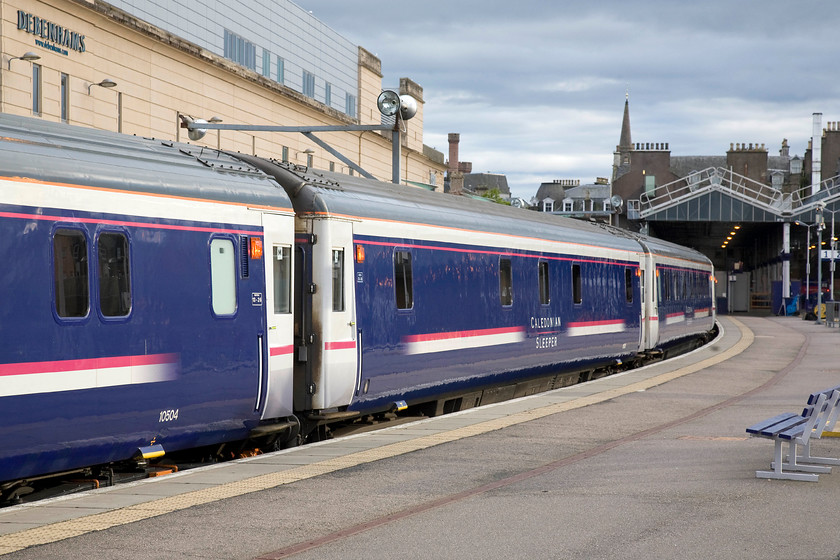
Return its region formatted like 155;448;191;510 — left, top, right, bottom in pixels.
635;167;787;219
634;168;840;221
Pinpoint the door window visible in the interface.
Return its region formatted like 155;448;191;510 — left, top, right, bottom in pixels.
332;249;345;312
210;238;237;315
273;245;292;314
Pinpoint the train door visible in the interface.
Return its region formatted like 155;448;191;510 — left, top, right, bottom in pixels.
636;263;646;352
295;218;358;412
260;212;295;419
642;254;660;349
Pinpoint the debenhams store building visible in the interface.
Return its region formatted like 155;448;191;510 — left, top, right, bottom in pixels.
5;0;445;187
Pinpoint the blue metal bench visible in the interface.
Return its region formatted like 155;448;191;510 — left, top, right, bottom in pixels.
746;386;840;482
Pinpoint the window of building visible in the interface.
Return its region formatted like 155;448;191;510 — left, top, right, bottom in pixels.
500;258;513;306
98;232;131;317
346;93;357;118
325;82;332;107
625;268;633;303
210;238;237;315
563;199;573;212
332;249;345;312
32;63;42;116
277;58;285;85
394;250;413;309
262;49;271;78
542;199;554;213
223;29;256;70
329;161;335;172
539;261;550;305
54;229;89;318
303;70;315;98
273;245;292;314
282;146;289;163
645;175;656;197
117;92;123;133
572;264;582;304
306;153;314;167
60;73;69;122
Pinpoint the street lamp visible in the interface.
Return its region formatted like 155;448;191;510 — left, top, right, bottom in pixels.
7;51;40;70
87;78;117;94
179;91;418;185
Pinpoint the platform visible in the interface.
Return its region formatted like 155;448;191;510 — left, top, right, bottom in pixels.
2;315;840;559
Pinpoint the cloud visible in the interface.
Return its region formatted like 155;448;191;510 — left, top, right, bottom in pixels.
297;0;840;200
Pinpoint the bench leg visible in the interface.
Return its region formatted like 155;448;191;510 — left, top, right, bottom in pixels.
758;440;821;482
793;440;840;466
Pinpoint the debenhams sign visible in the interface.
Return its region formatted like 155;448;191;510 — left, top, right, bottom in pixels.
17;10;86;55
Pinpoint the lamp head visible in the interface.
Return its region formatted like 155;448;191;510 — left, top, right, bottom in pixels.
377;90;400;117
398;94;417;120
188;118;208;141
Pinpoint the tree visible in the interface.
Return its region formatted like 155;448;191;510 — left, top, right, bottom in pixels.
480;188;511;205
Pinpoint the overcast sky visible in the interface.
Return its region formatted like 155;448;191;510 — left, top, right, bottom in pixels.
295;0;840;200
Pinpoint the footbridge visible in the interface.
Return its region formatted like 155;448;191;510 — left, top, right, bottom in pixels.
628;167;840;223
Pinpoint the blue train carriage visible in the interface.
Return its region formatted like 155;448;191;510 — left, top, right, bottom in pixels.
243;160;651;424
642;235;716;353
0;115;296;485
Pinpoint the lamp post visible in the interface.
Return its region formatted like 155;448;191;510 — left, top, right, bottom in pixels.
795;220;813;314
816;205;825;324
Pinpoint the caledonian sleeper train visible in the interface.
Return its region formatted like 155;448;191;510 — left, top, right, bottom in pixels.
0;115;714;500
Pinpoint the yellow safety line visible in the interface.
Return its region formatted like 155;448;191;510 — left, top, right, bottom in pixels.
0;318;752;555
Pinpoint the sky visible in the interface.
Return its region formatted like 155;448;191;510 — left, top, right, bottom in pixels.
295;0;840;201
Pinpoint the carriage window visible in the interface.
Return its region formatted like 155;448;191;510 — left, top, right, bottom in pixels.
210;238;237;315
572;264;582;304
625;268;633;303
98;232;131;317
394;250;413;309
538;261;550;305
274;245;291;314
54;229;89;318
500;258;513;306
332;249;345;312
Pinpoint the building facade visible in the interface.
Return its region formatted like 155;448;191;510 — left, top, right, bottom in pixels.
532;178;612;221
6;0;445;186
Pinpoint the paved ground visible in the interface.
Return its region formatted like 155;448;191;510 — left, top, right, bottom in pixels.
2;315;840;559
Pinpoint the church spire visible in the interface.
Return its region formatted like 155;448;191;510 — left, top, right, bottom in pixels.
618;92;632;150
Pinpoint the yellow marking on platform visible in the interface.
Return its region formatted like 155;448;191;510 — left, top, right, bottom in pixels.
0;318;752;556
678;435;749;441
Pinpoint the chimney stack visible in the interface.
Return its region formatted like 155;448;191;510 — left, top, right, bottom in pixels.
448;133;460;174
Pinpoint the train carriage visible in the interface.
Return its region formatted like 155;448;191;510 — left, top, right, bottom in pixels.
0;114;715;493
239;159;713;419
0;115;296;484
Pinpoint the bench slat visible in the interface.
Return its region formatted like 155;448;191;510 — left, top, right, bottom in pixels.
746;413;800;435
808;384;840;404
758;416;809;438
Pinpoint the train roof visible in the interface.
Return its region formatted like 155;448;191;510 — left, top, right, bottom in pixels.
234;155;646;253
0;114;291;210
236;155;711;267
